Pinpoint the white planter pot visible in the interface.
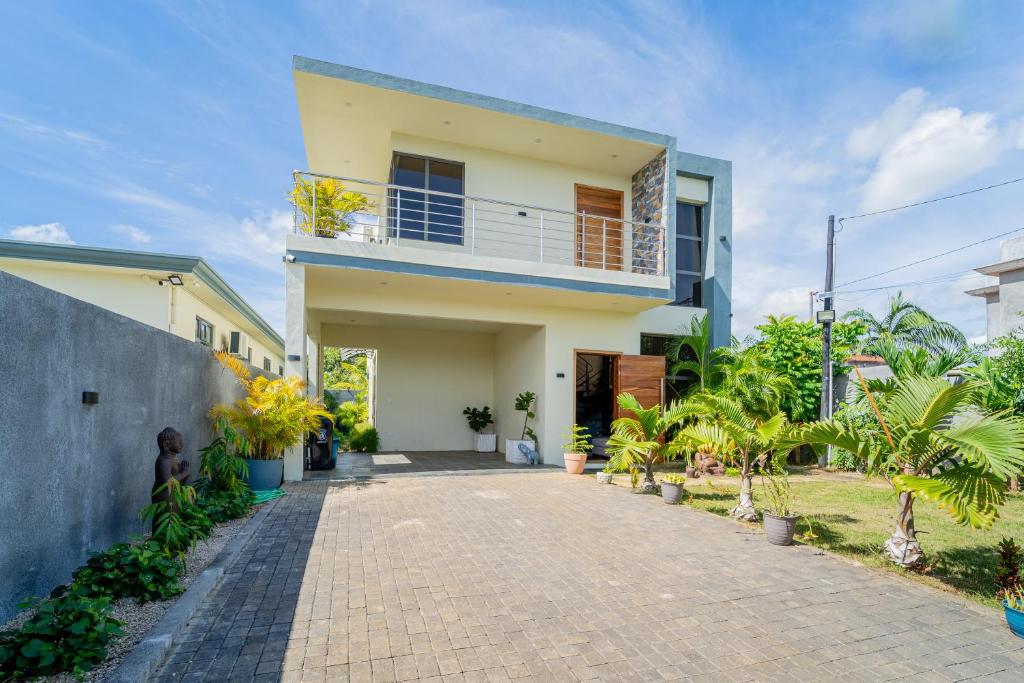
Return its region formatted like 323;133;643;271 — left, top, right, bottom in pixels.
505;439;536;464
474;433;497;453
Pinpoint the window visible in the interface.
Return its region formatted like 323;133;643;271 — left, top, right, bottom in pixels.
671;202;703;307
195;317;214;347
263;357;271;372
278;365;284;376
389;153;465;244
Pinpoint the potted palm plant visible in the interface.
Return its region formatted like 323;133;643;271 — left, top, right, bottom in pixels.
606;393;687;492
505;391;537;464
561;425;592;474
463;406;496;452
660;473;685;504
211;352;332;491
596;463;615;484
759;451;797;545
996;538;1024;638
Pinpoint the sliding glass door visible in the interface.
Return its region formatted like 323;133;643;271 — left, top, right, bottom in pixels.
390;153;465;245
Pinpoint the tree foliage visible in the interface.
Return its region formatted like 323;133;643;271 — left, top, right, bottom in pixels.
843;290;966;355
290;177;373;238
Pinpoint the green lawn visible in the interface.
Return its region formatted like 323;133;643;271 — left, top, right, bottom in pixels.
679;476;1024;609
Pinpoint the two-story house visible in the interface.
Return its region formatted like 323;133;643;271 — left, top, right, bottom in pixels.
966;235;1024;341
283;56;732;480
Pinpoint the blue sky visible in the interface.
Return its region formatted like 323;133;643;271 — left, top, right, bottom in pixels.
2;0;1024;339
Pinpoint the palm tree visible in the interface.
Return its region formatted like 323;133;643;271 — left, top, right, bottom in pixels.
675;394;791;521
606;394;689;491
869;338;970;380
716;346;795;419
791;376;1024;567
844;291;966;355
667;314;731;392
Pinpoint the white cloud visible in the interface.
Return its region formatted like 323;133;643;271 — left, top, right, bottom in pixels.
7;222;75;244
111;223;152;244
846;88;928;159
236;210;289;261
857;103;1004;211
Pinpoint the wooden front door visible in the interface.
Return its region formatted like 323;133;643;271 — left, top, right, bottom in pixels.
613;354;666;418
575;184;623;271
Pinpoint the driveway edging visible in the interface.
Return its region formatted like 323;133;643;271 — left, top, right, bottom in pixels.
107;498;278;683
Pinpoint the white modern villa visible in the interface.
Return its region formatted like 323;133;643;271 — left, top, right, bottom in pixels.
282;56;732;481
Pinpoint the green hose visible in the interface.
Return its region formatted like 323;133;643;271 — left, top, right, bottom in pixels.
252;488;287;504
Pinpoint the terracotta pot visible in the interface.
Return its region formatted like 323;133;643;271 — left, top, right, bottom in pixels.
596;471;613;484
661;482;684;504
763;512;798;546
563;452;587;474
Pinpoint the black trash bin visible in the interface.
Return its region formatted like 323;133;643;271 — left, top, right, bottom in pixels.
305;415;335;470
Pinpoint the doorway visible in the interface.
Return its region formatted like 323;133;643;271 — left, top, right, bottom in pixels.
575;184;624;271
575;352;617;459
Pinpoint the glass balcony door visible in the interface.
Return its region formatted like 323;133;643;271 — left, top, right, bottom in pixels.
389;153;465;245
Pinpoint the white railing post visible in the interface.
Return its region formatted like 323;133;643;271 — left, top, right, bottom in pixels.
581;210;587;268
395;189;401;242
539;212;544;262
471;201;476;255
602;218;607;270
311;175;318;236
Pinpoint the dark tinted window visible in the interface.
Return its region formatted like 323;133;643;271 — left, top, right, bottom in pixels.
390;154;464;244
671;202;703;307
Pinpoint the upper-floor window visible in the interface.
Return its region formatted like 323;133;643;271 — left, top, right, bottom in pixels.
389;153;465;245
195;317;214;346
671;202;703;307
263;357;272;372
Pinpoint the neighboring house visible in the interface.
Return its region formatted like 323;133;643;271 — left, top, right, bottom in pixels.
283;56;732;479
966;235;1024;341
0;240;284;373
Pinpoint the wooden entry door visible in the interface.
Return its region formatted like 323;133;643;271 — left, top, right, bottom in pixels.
613;355;666;418
575;184;623;271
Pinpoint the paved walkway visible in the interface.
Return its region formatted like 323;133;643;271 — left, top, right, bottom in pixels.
305;452;554;480
155;473;1024;682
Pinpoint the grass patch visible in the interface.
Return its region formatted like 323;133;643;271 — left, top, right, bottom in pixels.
683;478;1024;609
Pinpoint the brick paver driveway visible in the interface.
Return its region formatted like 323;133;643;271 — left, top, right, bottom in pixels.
155;473;1024;682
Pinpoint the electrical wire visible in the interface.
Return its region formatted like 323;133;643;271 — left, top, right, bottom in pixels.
837;175;1024;222
833;268;987;296
833;224;1024;289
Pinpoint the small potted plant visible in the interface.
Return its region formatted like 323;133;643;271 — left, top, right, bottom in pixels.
997;537;1024;638
463;406;496;452
661;473;685;504
596;463;615;484
505;391;537;464
562;424;592;474
760;452;797;546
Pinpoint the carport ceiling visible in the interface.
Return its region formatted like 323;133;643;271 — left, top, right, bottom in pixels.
313;308;514;333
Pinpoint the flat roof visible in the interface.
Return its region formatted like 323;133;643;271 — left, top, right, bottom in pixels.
976;256;1024;277
965;284;1000;297
0;239;283;349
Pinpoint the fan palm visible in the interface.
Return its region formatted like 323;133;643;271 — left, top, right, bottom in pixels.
666;314;731;392
716;347;795;419
790;375;1024;567
606;394;689;491
674;394;790;520
870;338;970;380
844;291;966;355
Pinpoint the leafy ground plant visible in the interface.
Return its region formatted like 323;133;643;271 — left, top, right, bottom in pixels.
0;587;123;679
71;541;184;603
140;479;204;557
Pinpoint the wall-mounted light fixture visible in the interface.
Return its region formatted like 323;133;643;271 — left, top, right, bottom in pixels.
167;274;184;286
82;391;99;405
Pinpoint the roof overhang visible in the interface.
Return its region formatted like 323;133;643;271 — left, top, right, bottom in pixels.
293;56;670;181
0;239;283;350
976;256;1024;276
965;284;1000;297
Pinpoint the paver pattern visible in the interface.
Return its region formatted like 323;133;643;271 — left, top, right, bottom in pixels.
305;452;555;479
155;473;1024;681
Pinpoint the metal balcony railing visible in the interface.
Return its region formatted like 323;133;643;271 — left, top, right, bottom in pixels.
291;171;667;277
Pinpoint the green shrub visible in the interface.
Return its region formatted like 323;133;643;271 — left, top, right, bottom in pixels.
199;488;254;523
139;480;202;557
180;503;213;541
349;422;380;452
71;541;184;603
335;401;368;438
828;449;861;472
0;587;123;679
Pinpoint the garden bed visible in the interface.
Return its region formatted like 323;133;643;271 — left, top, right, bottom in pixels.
678;478;1024;609
0;512;252;682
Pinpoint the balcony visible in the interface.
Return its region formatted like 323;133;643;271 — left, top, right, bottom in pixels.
288;172;669;291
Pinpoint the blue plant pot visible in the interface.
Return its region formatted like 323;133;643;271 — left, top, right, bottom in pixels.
245;458;283;492
1004;599;1024;639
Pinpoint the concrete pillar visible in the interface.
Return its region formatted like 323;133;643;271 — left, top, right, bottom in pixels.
283;263;306;482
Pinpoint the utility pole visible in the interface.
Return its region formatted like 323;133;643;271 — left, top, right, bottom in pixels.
818;215;836;467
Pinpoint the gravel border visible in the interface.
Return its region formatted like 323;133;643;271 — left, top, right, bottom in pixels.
0;502;274;683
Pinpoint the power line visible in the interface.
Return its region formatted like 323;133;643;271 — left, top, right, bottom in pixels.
838;175;1024;222
833;224;1024;289
833;268;986;296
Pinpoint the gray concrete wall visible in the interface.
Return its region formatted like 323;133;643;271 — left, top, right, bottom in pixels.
0;271;259;621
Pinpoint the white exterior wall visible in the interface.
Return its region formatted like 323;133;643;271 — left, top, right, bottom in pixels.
172;287;283;371
494;325;546;450
388;133;636;267
0;260;169;330
322;325;495;451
